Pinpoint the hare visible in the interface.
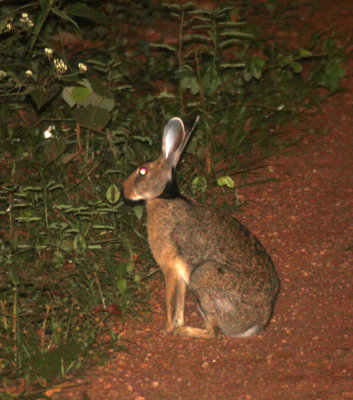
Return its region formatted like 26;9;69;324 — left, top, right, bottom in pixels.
123;117;280;339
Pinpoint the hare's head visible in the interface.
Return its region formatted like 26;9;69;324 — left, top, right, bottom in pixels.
123;117;199;201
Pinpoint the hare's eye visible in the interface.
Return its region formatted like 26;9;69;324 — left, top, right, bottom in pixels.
139;167;148;176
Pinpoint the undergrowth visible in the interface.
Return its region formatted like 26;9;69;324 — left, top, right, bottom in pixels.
0;0;345;397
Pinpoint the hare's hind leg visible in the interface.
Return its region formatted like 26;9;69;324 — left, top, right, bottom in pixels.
173;260;224;339
174;313;219;339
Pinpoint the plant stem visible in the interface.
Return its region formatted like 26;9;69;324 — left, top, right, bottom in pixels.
178;7;185;113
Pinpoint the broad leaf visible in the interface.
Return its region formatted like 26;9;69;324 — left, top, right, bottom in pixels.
72;86;91;104
73;106;111;131
217;176;235;188
106;184;121;204
30;85;60;110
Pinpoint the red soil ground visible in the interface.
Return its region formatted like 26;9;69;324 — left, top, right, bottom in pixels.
54;1;353;399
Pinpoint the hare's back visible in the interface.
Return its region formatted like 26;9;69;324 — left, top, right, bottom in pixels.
172;202;277;281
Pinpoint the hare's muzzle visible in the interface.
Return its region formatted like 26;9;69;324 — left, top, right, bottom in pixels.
122;173;144;201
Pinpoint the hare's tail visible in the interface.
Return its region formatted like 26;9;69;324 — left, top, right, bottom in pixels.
232;325;262;338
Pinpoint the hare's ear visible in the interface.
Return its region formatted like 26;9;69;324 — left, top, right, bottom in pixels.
162;116;199;168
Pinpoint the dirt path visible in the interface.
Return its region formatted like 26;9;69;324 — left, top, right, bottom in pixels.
54;2;353;399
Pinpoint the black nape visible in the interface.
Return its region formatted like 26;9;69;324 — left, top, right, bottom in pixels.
158;168;182;199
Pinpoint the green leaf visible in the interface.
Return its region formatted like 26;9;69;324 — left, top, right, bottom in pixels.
30;85;60;110
291;62;303;74
220;62;246;69
11;203;30;209
63;81;114;111
219;38;245;49
30;6;51;51
299;48;312;58
217;176;235;188
180;76;199;95
93;225;114;230
54;204;72;210
202;64;221;94
215;6;234;16
15;217;42;222
87;76;113;99
72;86;91;104
47;181;64;191
80;78;114;111
66;2;107;24
323;60;345;90
191;176;207;194
23;186;42;192
106;184;121;204
218;21;247;28
72;106;111;131
220;30;254;39
39;0;50;10
51;7;79;28
88;244;103;249
30;342;82;379
279;55;293;68
74;234;86;253
156;91;175;99
132;135;153;145
250;56;266;80
182;33;211;43
117;278;127;294
62;87;76;108
87;93;114;112
133;205;144;220
149;43;176;52
126;262;134;273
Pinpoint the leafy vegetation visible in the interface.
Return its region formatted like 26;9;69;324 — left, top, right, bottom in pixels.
0;0;345;396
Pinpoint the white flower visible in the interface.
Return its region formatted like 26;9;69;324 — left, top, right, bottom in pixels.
20;13;34;28
45;48;53;57
7;22;12;30
78;63;87;73
26;70;33;77
43;125;55;139
54;58;68;74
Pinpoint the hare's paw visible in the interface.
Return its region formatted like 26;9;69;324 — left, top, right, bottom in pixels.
174;325;217;339
161;313;185;335
160;322;177;336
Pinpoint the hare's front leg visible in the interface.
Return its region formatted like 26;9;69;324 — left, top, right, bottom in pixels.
163;259;190;334
164;270;186;333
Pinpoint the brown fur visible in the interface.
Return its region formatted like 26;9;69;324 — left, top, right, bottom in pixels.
122;117;280;339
